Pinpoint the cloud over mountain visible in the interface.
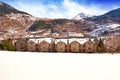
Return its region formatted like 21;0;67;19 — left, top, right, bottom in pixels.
8;0;108;19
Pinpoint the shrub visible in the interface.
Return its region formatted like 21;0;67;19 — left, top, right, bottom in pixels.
0;39;15;51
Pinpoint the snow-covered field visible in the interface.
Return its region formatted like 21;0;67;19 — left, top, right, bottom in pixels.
0;51;120;80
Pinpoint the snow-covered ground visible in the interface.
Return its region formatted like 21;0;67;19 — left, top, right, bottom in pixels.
0;51;120;80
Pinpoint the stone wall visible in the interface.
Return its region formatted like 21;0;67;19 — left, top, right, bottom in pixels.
15;37;97;53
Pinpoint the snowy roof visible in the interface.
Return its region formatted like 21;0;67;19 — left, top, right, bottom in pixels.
54;38;68;44
54;37;95;44
69;38;94;44
28;37;52;44
28;37;96;44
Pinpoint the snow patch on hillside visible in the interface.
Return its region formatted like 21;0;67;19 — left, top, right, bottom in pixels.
88;23;120;36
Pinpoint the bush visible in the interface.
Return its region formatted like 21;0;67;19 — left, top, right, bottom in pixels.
0;39;15;51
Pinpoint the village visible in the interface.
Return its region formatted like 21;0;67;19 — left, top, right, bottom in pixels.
15;36;97;53
0;32;118;53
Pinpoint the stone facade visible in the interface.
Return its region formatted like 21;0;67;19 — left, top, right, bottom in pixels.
27;40;36;52
39;41;50;52
83;40;96;53
55;41;67;52
15;38;27;51
69;41;80;52
15;37;98;53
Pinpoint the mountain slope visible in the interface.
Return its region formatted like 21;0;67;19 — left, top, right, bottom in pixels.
0;2;120;38
86;8;120;23
28;19;85;37
0;2;29;15
0;2;37;39
79;8;120;37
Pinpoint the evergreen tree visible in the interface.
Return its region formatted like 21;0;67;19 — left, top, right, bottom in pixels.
97;38;106;53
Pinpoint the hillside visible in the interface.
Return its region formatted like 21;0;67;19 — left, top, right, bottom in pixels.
29;7;120;37
0;2;120;38
0;2;29;15
28;19;85;37
74;8;120;37
91;8;120;23
0;2;37;39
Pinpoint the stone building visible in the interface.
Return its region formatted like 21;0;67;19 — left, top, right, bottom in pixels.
15;38;27;51
38;41;50;52
54;38;68;52
68;37;97;53
82;39;97;53
15;36;98;53
69;41;80;52
27;37;52;52
55;41;67;52
27;40;36;52
54;37;97;53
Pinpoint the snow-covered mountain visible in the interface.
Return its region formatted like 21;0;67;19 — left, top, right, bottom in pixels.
72;12;93;20
0;1;120;38
80;21;120;37
76;8;120;37
87;23;120;37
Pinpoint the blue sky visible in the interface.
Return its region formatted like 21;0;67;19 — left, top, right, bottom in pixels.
1;0;120;18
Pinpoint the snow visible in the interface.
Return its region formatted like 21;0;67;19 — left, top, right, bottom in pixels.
43;31;51;36
68;32;84;37
0;51;120;80
30;30;44;34
29;37;52;44
8;28;18;34
29;37;95;44
69;38;94;44
89;23;120;36
107;23;120;29
5;13;37;21
52;33;59;37
73;12;93;20
54;38;68;44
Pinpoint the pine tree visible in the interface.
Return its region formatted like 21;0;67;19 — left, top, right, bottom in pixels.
97;38;106;53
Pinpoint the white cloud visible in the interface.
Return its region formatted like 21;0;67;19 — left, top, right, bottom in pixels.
13;0;108;19
62;0;108;17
